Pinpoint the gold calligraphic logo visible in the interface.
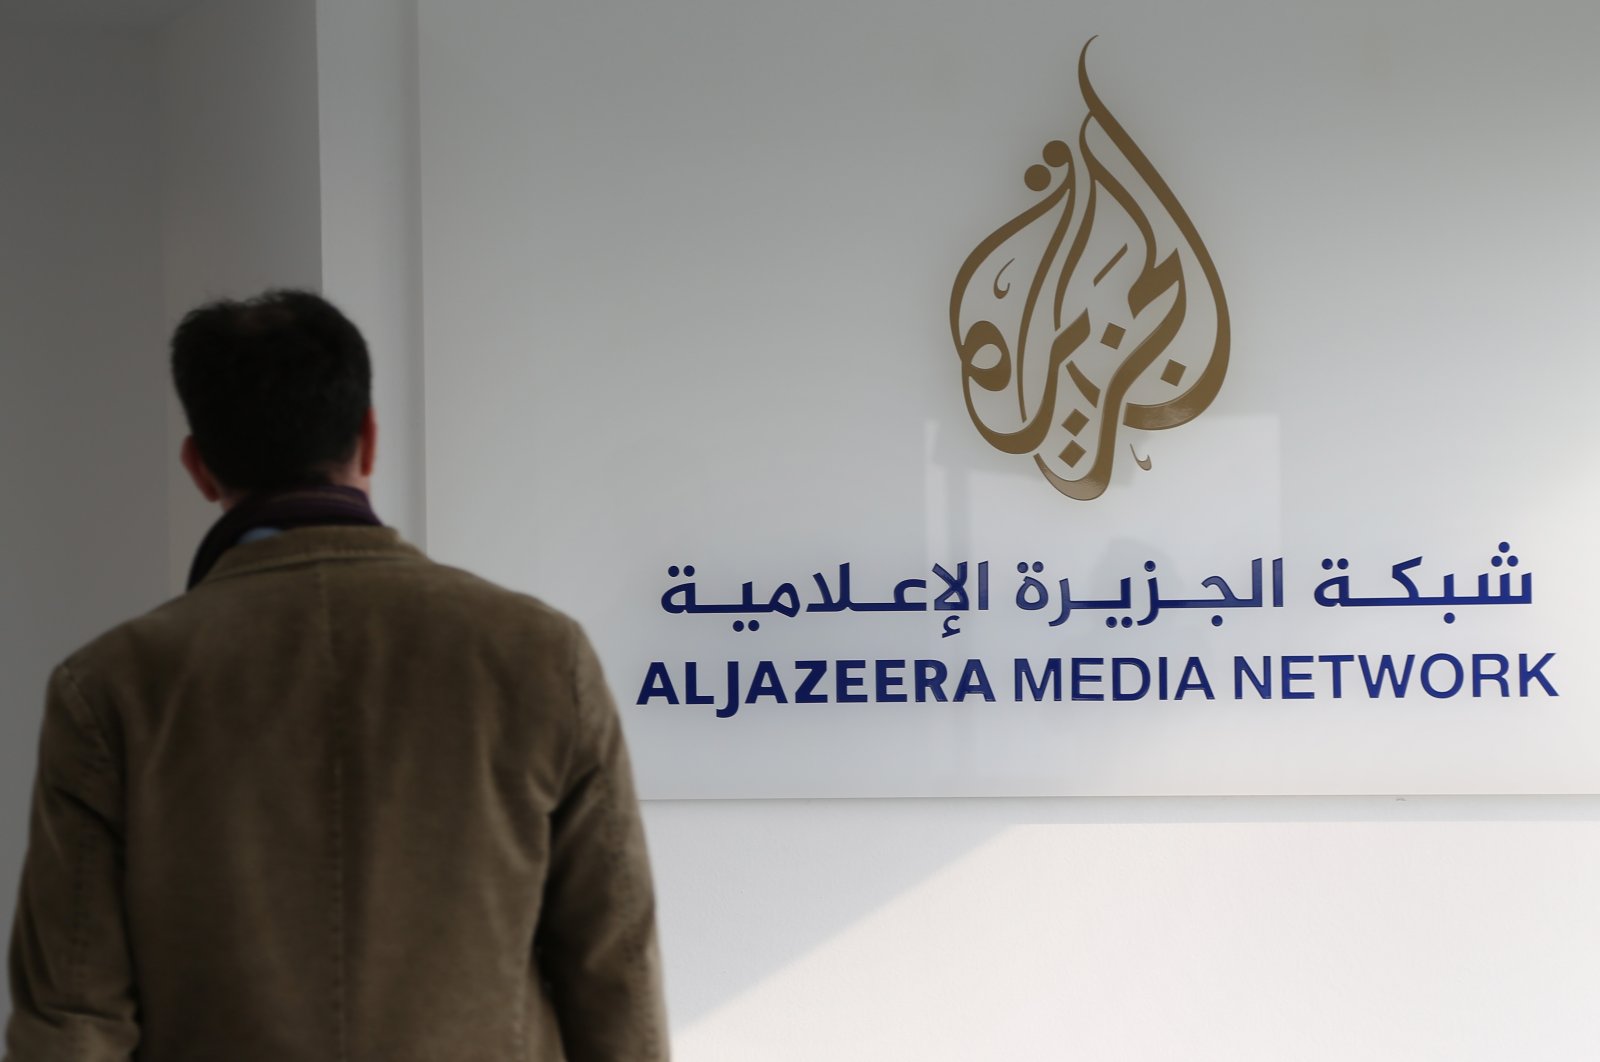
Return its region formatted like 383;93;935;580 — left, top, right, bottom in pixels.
950;39;1230;499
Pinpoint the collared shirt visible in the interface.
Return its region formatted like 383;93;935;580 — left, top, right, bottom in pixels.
237;526;283;545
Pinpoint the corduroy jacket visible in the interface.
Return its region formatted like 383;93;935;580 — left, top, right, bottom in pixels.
4;525;668;1061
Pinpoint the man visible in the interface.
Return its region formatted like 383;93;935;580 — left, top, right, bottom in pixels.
4;289;668;1061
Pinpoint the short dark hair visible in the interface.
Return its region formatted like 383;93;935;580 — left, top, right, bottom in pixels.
170;288;372;493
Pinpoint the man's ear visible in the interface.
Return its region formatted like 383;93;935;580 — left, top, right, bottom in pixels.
358;407;377;477
180;435;223;503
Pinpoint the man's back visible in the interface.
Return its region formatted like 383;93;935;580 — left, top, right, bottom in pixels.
5;524;667;1061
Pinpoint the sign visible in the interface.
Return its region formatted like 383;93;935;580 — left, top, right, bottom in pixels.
419;3;1600;797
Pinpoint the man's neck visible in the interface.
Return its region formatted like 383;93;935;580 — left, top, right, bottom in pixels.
217;477;370;512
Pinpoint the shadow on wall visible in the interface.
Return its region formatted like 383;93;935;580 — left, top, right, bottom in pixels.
643;794;1600;1060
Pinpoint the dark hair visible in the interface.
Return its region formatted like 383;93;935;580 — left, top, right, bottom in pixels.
170;288;372;493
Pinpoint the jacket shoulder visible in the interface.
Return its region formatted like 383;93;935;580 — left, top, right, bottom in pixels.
407;557;582;641
63;553;585;689
57;588;195;683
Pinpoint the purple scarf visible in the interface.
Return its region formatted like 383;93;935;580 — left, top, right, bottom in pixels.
186;483;384;590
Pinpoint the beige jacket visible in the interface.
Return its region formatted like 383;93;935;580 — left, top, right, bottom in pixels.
4;525;668;1061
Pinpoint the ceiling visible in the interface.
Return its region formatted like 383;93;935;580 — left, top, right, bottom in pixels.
0;0;199;31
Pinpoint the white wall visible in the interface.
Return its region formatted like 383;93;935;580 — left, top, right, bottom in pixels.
0;22;167;1027
414;0;1600;1057
644;796;1600;1060
315;0;425;544
158;0;323;590
156;0;427;559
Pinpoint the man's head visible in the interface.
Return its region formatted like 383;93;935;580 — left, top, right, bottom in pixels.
171;288;376;508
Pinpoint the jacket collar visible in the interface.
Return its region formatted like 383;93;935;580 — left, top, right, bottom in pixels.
195;525;428;587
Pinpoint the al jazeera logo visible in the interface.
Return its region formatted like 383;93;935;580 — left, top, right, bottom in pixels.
950;40;1230;500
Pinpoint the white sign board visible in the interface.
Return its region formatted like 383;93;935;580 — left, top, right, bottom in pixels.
418;0;1600;796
